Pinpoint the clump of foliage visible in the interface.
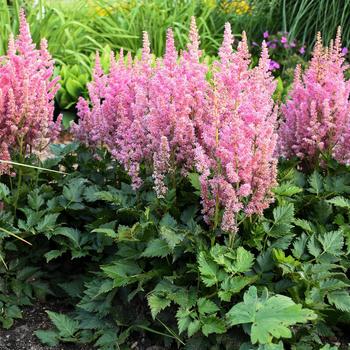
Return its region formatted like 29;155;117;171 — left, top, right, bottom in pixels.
0;8;350;350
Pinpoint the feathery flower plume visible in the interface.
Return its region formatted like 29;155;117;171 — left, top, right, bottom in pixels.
0;9;61;174
195;23;278;233
279;28;350;167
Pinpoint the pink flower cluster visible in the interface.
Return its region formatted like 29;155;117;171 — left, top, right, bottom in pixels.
279;29;350;166
195;24;277;232
0;10;61;175
72;19;278;233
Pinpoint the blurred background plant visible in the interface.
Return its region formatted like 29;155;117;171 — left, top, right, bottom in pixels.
1;0;349;110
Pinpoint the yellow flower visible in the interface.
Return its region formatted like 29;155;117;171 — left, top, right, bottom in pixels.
220;0;251;15
202;0;218;9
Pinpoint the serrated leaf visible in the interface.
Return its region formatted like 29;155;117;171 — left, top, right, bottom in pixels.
201;316;226;336
292;233;308;259
293;219;313;233
44;249;65;263
188;319;201;337
53;227;81;247
197;298;219;315
176;308;192;334
95;329;118;347
160;226;183;249
270;204;294;236
273;183;302;196
147;294;171;319
308;171;323;195
92;228;117;239
235;247;255;273
46;311;79;338
307;236;322;257
219;276;258;302
34;330;59;346
198;252;222;287
327;196;350;209
142;239;171;258
0;183;10;199
318;231;344;256
188;173;201;191
36;213;60;232
327;290;350;312
226;286;316;344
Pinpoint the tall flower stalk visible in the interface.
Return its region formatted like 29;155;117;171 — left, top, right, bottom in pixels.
0;10;61;176
278;28;350;168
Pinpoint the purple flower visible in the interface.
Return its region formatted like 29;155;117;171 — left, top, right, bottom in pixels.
283;43;290;49
263;31;269;39
270;43;277;49
299;46;305;55
252;41;259;47
281;36;288;44
290;41;296;48
269;59;280;71
342;47;348;55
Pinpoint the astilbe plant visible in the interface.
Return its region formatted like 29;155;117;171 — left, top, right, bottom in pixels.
278;28;350;168
0;10;61;175
195;23;278;234
73;18;210;195
72;19;278;234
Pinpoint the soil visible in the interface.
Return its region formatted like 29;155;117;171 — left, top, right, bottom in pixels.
0;303;92;350
0;302;166;350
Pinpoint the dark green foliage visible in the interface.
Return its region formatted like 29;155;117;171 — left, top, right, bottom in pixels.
1;146;350;349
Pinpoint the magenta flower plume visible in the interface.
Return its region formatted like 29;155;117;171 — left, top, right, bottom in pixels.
0;9;61;174
279;28;350;167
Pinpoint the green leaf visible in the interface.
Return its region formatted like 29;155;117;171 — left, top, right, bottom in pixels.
235;247;255;273
92;228;118;239
318;231;344;256
307;236;322;257
270;204;294;236
28;190;45;211
63;178;87;203
308;171;323;195
273;183;302;196
44;249;66;263
160;226;184;249
327;196;350;209
66;77;84;98
147;294;171;319
176;308;192;335
188;319;201;337
34;330;59;346
188;173;201;192
293;219;314;233
36;213;60;232
46;311;79;338
95;329;119;348
219;276;258;302
198;252;222;287
327;290;350;312
292;233;308;259
142;239;171;258
53;227;81;247
0;183;10;200
226;286;317;344
197;298;219;315
201;316;226;336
